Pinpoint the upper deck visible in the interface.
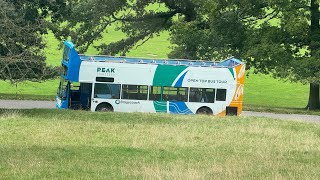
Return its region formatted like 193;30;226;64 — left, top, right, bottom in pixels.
64;40;243;68
79;55;243;68
62;41;245;82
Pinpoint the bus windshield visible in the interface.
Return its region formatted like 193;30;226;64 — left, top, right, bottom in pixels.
57;79;68;100
63;46;70;62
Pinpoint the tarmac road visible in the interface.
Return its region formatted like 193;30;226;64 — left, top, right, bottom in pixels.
0;100;56;109
0;100;320;123
241;111;320;123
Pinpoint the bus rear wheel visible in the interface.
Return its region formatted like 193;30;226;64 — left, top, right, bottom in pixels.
196;107;213;115
95;103;114;112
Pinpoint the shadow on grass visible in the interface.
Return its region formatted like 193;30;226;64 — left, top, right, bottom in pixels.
0;144;181;179
0;109;206;125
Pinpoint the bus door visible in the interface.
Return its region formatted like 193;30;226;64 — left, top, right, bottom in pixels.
56;79;70;109
80;83;92;110
69;82;81;109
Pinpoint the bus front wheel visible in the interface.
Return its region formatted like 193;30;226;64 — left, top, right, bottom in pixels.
196;107;213;115
95;103;114;112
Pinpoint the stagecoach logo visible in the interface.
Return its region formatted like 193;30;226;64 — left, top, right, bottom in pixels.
97;67;115;74
114;100;140;105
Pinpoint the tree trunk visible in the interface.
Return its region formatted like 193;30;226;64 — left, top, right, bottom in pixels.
306;83;320;110
306;0;320;110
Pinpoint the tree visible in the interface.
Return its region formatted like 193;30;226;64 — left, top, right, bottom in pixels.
0;0;68;82
242;0;320;110
53;0;199;54
245;0;320;110
169;0;320;110
59;0;320;110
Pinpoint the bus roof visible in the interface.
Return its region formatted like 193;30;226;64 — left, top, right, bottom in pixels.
79;55;243;68
65;40;244;68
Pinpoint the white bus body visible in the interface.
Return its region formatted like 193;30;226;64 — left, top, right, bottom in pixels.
56;41;245;116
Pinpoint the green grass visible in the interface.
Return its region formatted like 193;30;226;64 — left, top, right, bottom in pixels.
44;31;62;66
88;28;172;59
244;73;309;108
0;74;309;110
0;80;58;100
0;109;319;179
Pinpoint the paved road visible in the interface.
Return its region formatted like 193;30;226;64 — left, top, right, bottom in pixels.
0;100;320;123
241;111;320;123
0;100;56;109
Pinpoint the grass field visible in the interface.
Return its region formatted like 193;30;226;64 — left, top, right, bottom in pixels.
0;26;310;111
0;109;319;179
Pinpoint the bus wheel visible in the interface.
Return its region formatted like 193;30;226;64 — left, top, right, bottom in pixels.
196;107;213;115
95;103;114;112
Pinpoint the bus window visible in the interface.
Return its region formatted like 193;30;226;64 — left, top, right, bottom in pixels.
162;87;188;101
70;82;80;91
149;86;161;101
94;83;120;99
122;85;148;100
63;46;70;62
63;65;68;76
216;89;227;101
205;89;216;103
57;79;68;100
189;88;215;103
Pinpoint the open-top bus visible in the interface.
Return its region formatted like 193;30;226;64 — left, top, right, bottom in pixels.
56;41;246;116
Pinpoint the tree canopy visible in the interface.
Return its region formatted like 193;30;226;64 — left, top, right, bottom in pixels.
0;0;67;82
53;0;200;54
175;0;320;109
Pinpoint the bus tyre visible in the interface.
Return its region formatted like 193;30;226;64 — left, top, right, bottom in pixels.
95;103;114;112
196;107;213;115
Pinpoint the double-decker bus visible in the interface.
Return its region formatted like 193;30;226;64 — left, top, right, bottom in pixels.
56;41;246;116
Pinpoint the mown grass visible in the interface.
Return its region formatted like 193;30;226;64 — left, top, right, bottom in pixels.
0;109;319;179
0;80;58;100
244;73;308;108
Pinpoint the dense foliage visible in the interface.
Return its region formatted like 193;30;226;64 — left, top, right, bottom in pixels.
169;0;320;109
0;0;66;82
53;0;199;54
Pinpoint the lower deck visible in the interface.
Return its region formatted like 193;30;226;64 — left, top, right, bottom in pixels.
56;80;242;116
